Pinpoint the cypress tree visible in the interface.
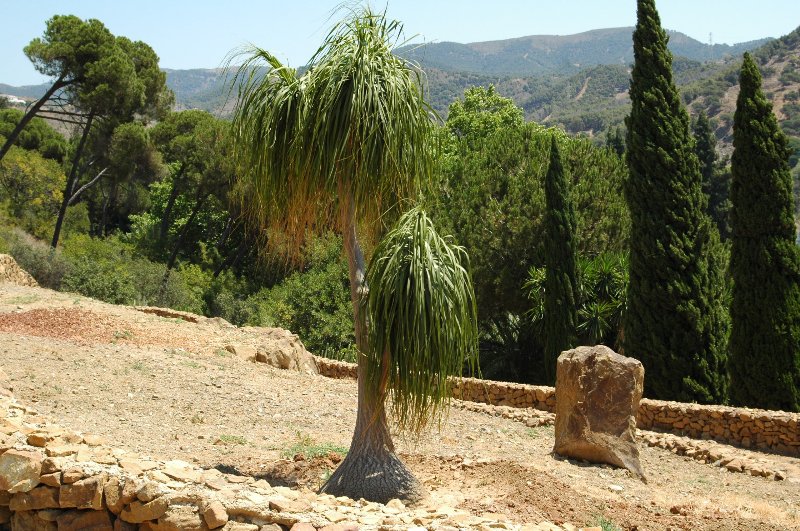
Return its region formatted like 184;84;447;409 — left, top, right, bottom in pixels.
624;0;727;403
729;53;800;412
543;135;578;382
694;111;717;198
693;111;731;240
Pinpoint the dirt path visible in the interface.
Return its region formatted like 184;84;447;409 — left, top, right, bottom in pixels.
0;284;798;530
574;76;591;101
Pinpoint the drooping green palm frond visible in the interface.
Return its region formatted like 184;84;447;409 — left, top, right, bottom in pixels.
227;46;331;251
302;7;435;238
228;7;435;256
365;207;478;434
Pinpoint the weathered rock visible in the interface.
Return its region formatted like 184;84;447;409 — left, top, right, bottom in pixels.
62;466;88;484
12;509;56;531
55;509;113;531
0;254;38;287
268;496;310;513
9;486;60;511
137;479;170;502
553;345;646;480
104;476;138;514
162;460;203;483
41;472;61;487
113;518;138;531
41;457;68;475
318;524;360;531
203;500;228;529
223;524;259;531
120;497;170;523
59;474;105;509
247;327;319;375
36;508;62;522
154;503;210;530
0;448;42;492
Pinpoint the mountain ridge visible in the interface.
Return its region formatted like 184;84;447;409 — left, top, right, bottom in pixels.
396;27;771;77
3;25;796;157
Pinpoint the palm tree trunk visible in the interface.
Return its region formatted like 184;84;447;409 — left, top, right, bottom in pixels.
0;74;70;163
319;191;425;504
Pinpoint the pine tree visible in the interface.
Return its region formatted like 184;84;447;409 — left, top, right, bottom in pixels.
624;0;727;403
543;135;578;383
729;53;800;412
693;111;731;240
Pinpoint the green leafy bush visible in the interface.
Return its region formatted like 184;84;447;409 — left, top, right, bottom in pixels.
61;235;138;304
6;229;71;289
251;234;355;360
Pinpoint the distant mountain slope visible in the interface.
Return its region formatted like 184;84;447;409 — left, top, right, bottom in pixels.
0;83;48;100
682;26;800;150
1;26;791;152
163;68;233;114
397;27;770;77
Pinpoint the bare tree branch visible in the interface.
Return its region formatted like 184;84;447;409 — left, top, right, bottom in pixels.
68;167;109;205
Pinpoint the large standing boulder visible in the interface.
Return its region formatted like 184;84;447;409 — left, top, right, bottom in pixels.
553;345;646;480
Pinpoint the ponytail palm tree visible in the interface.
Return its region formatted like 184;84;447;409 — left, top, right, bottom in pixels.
231;7;477;503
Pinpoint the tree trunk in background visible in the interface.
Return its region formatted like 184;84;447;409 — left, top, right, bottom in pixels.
216;214;235;249
319;191;425;504
0;74;69;163
160;191;208;290
213;236;246;278
51;112;94;249
160;166;184;242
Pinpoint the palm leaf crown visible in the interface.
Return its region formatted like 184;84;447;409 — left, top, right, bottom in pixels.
230;6;435;255
365;207;479;433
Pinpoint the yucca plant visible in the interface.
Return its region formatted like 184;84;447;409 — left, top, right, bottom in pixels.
229;7;476;503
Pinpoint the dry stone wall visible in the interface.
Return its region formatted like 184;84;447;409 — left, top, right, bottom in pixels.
313;358;800;457
0;368;571;531
0;256;37;288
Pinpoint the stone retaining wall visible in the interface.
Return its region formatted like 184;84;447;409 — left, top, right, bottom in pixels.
0;369;530;531
313;357;800;457
0;255;37;288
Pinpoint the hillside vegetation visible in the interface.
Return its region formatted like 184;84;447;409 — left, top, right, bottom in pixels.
396;27;769;76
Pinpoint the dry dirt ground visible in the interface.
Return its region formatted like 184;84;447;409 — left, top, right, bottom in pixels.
0;283;799;530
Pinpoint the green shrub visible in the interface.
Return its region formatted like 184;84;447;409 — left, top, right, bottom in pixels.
6;229;71;289
127;259;205;313
61;235;137;304
251;234;355;359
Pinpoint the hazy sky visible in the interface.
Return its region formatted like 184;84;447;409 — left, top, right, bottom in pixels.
2;1;799;86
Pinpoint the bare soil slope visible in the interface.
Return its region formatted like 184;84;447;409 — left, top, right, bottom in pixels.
0;284;798;530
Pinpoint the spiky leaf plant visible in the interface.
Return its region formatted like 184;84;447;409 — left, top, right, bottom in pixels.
229;6;434;253
364;207;478;434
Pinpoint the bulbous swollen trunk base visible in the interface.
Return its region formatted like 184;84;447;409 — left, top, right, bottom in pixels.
319;448;426;504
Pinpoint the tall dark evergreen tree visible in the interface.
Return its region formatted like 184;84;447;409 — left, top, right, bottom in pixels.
624;0;727;403
729;53;800;412
694;111;716;196
543;136;578;383
693;111;731;240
